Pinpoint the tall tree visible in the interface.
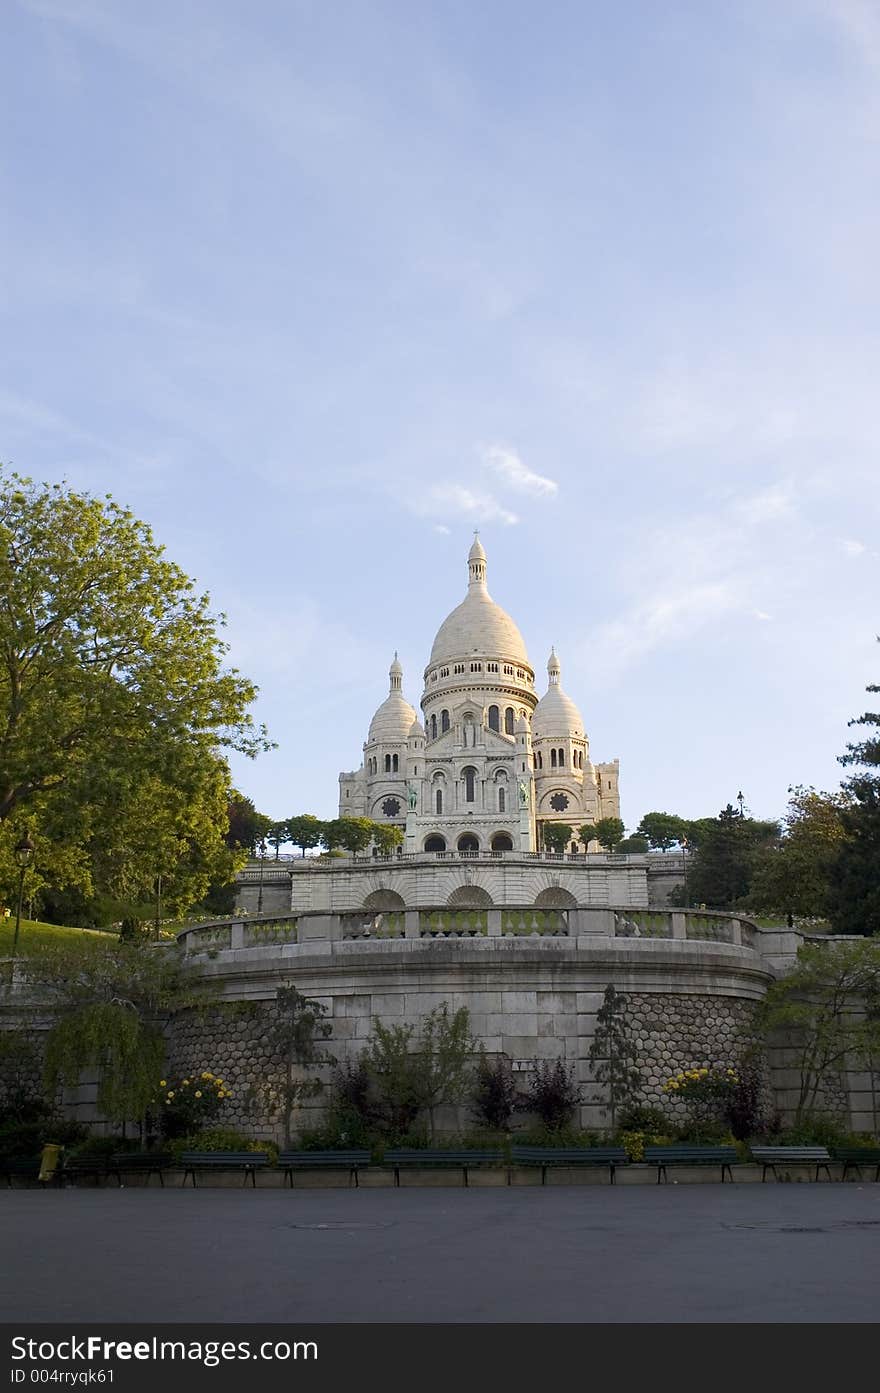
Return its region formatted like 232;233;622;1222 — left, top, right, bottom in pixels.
0;470;271;911
828;659;880;936
371;823;404;855
686;805;779;908
266;820;290;861
594;817;626;852
748;787;851;921
286;815;324;858
637;812;689;851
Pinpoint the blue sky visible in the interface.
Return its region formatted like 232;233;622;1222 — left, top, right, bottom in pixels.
2;0;878;827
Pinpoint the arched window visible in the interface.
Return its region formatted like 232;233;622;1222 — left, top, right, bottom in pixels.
558;748;565;767
431;714;437;740
436;788;443;814
504;707;515;735
384;754;391;772
551;749;557;768
457;833;479;852
441;709;450;733
463;767;476;803
488;705;500;732
491;832;514;852
392;753;398;773
425;834;446;853
498;787;505;813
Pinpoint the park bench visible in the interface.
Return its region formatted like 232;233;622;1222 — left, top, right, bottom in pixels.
278;1150;371;1188
61;1155;117;1186
0;1155;42;1187
750;1146;832;1182
179;1151;270;1187
112;1152;173;1187
384;1148;506;1187
644;1145;739;1183
510;1145;628;1185
834;1147;880;1182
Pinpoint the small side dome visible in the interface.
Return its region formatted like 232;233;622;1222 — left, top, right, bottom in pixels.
532;649;585;739
408;717;425;739
368;655;417;743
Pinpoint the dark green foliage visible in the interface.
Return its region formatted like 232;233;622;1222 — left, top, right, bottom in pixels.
541;822;573;853
265;985;335;1146
471;1055;517;1131
828;663;880;934
594;817;626;852
524;1059;582;1133
636;812;689;851
686;805;779;908
616;835;649;854
725;1055;772;1141
616;1104;673;1134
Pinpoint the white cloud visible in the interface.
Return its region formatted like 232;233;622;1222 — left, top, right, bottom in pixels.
734;483;795;525
754;610;773;622
433;523;451;535
482;445;558;498
842;538;867;555
418;484;518;527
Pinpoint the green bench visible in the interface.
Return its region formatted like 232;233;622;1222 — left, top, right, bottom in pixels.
750;1146;832;1182
112;1152;172;1187
384;1148;507;1187
644;1145;739;1183
62;1155;116;1186
278;1150;371;1188
834;1147;880;1182
180;1151;270;1187
0;1155;42;1187
510;1145;628;1184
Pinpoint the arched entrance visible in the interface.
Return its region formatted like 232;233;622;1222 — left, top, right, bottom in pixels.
363;889;406;911
534;887;578;909
457;833;480;853
490;832;514;852
446;884;493;908
424;835;446;853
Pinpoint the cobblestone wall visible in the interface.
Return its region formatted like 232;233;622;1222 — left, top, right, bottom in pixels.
624;992;763;1111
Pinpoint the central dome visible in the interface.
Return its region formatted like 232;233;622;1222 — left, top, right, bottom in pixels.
428;536;531;668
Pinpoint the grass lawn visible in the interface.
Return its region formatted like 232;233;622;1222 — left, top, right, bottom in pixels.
0;917;115;956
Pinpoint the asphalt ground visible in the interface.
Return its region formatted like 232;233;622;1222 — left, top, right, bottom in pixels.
3;1183;879;1323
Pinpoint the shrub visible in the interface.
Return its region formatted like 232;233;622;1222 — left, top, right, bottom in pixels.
0;1116;87;1158
152;1071;231;1140
471;1056;517;1132
617;1104;673;1134
170;1128;279;1163
523;1059;582;1133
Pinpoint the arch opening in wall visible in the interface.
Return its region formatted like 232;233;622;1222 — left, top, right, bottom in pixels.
491;832;514;852
363;889;406;911
424;835;446;853
488;704;500;732
463;766;477;802
457;833;480;852
504;707;515;734
441;709;450;733
447;883;492;907
534;887;577;908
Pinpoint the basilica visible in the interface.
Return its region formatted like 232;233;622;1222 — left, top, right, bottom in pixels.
339;537;620;854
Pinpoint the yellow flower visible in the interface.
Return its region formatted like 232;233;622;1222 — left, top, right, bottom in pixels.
182;1079;190;1086
194;1090;202;1098
167;1092;175;1100
159;1079;167;1087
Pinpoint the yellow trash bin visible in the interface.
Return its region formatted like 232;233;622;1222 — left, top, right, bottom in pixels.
39;1143;62;1184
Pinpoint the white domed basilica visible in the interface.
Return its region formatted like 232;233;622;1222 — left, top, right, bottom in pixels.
339;537;620;853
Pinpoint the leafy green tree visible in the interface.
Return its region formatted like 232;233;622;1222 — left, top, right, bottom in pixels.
828;659;880;936
616;835;649;854
594;817;626;852
588;986;644;1132
266;820;290;861
333;817;375;857
748;787;851;921
636;812;689;851
577;823;597;851
31;941;204;1130
686;805;779;908
371;822;404;855
360;1003;476;1141
759;939;880;1127
286;815;324;858
319;820;346;853
225;794;272;855
0;470;271;915
542;822;573;852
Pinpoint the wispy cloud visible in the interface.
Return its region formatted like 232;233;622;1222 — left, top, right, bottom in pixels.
417;484;518;528
481;445;558;498
842;538;867;556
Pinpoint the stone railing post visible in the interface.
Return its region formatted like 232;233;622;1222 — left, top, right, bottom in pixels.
671;913;687;940
730;918;742;946
487;909;501;937
404;911;420;939
230;921;244;950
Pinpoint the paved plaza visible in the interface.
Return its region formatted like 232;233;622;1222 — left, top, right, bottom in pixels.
3;1183;879;1323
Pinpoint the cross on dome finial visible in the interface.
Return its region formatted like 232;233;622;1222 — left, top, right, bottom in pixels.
467;533;487;587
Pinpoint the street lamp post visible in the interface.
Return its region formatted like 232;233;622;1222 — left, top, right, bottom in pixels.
257;841;266;915
11;834;35;961
737;790;745;819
